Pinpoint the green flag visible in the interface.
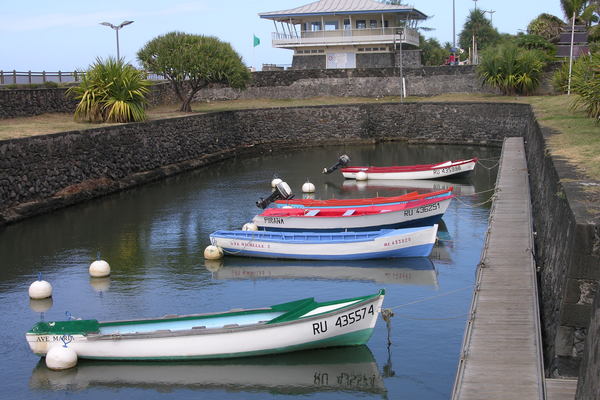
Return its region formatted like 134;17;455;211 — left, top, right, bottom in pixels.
253;34;260;47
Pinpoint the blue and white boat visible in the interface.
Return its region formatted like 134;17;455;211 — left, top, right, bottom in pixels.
209;225;438;260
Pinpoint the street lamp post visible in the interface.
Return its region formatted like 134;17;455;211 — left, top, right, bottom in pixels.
100;20;134;60
484;10;495;25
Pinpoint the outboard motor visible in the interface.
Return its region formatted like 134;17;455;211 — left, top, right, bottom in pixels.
322;154;350;174
256;181;293;209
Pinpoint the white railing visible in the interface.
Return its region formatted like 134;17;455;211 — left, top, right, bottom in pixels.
0;70;168;86
272;27;420;48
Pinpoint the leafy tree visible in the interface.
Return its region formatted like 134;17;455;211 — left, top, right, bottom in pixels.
67;57;150;123
420;35;448;66
459;9;501;54
138;32;251;112
478;43;547;95
527;13;566;41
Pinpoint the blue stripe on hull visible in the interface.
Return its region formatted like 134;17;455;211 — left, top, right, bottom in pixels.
260;214;443;232
221;243;434;260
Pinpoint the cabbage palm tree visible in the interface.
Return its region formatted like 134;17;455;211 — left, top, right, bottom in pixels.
68;57;150;123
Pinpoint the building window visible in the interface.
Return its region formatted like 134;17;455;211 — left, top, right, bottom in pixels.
384;20;389;28
311;21;322;31
343;19;351;30
356;20;366;29
370;20;377;28
324;21;338;31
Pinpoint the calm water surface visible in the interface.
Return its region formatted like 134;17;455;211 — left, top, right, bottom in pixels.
0;143;500;400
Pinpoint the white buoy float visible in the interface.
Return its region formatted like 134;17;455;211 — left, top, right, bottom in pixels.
89;259;110;278
29;274;53;300
356;171;368;181
45;346;78;370
271;178;283;188
242;222;258;231
204;245;223;260
302;180;316;193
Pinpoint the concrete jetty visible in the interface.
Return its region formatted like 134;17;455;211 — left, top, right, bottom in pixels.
452;138;576;400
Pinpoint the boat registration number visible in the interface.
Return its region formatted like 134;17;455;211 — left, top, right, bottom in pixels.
403;202;440;216
312;305;375;335
433;165;462;175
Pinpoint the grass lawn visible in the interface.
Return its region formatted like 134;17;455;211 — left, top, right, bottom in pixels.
1;94;598;181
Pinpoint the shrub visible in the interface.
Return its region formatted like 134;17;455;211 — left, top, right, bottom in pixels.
67;57;150;123
570;53;600;122
478;43;547;95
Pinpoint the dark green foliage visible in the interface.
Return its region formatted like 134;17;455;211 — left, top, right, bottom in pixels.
67;57;150;123
515;34;556;52
459;10;501;53
420;36;449;66
137;32;251;112
478;43;547;95
570;53;600;121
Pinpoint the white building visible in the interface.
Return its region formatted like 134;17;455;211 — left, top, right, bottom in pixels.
259;0;428;70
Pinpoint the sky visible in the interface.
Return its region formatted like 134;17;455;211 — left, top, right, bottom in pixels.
0;0;565;72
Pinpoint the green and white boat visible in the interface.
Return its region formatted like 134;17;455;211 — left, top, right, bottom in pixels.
26;290;385;361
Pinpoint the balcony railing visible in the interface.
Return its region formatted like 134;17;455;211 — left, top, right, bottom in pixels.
272;27;419;48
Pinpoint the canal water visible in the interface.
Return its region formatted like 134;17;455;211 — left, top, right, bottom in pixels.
0;143;500;400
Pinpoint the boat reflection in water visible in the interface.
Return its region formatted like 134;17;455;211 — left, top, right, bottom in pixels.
341;178;475;196
30;346;386;395
206;257;438;287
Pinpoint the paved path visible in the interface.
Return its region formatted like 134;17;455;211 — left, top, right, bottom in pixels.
452;137;546;399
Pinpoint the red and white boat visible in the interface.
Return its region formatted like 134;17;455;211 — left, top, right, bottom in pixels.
274;188;453;209
341;158;478;180
253;194;453;232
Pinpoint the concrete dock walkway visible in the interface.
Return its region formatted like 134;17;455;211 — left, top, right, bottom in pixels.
452;137;547;399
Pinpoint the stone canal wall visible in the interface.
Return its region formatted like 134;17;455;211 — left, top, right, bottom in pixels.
0;102;597;395
523;119;600;379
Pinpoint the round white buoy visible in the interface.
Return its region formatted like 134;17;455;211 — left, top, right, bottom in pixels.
302;181;316;193
29;280;53;300
271;178;283;188
45;346;78;370
29;298;53;313
204;245;223;260
242;222;258;231
204;259;224;272
89;277;111;293
356;171;368;181
89;260;111;278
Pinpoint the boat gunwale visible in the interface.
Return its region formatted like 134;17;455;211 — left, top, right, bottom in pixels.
85;293;384;341
27;291;385;341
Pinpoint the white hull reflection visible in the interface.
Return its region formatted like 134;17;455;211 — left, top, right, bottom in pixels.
207;257;438;287
342;179;475;196
30;346;386;395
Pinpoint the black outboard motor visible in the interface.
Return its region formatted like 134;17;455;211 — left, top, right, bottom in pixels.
256;181;294;209
322;154;350;174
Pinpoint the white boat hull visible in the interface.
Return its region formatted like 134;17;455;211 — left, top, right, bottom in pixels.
26;295;384;360
211;225;438;260
342;159;477;180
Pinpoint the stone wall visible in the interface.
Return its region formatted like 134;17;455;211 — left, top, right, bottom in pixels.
522;118;600;378
576;290;600;399
0;88;77;118
0;66;485;118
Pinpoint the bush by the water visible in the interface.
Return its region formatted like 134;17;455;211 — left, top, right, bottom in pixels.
478;44;547;95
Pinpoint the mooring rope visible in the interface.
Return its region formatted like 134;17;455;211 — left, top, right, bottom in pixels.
453;192;497;207
385;285;473;311
477;159;500;170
